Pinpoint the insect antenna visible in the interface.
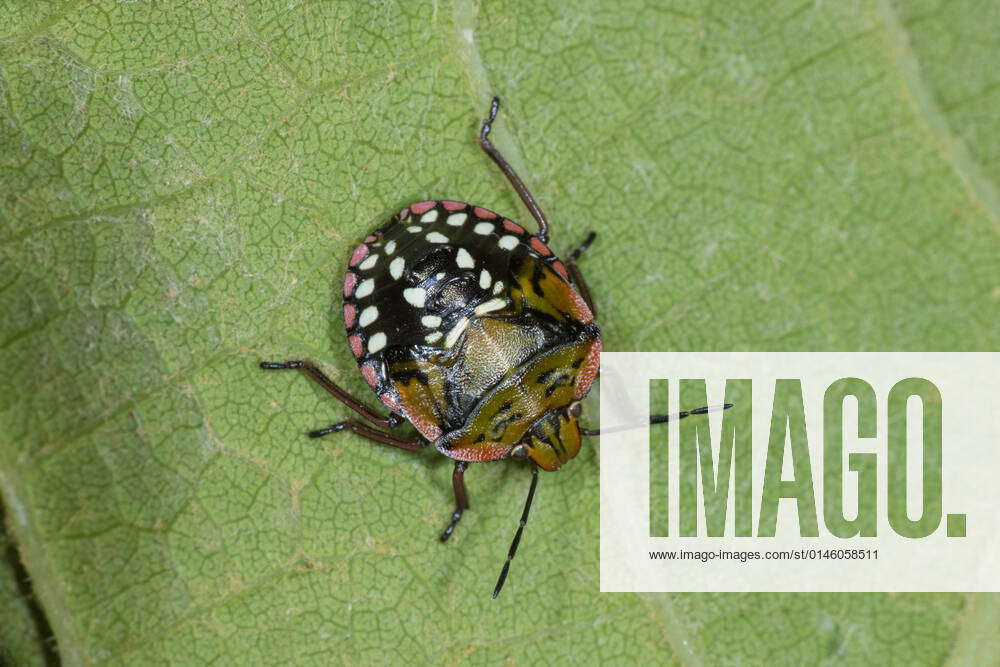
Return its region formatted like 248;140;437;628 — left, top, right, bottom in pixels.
492;463;540;598
649;403;734;426
581;404;733;436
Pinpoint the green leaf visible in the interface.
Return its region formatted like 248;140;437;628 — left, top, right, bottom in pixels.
2;0;998;664
0;508;51;667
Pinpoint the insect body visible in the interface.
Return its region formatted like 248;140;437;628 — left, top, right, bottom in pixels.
342;199;600;471
261;98;718;597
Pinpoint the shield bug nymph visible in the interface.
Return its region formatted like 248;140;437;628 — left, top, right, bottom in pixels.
261;97;724;597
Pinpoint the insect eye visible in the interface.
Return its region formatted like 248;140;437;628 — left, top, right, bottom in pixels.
511;445;528;459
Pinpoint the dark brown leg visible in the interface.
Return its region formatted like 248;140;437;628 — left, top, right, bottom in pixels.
492;463;539;598
478;97;551;243
308;419;425;451
260;360;405;429
439;461;470;542
581;404;733;436
566;232;598;316
567;231;596;263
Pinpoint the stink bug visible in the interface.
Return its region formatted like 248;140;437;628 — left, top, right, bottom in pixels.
261;98;723;597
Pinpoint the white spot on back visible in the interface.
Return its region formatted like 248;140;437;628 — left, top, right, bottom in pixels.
389;256;405;280
498;235;518;250
421;209;439;223
456;248;474;269
492;280;504;295
359;306;378;327
368;332;386;353
474;297;507;315
403;287;426;307
474;222;494;235
407;226;421;233
425;331;443;344
447;213;468;226
426;231;449;244
384;240;396;254
479;269;492;289
358;254;378;270
444;316;470;348
421;315;441;328
355;278;374;298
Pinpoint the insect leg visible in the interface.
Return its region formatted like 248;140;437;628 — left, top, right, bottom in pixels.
439;461;470;542
478;96;552;244
492;463;539;599
260;360;406;429
581;404;733;436
564;232;598;315
567;231;597;263
307;419;425;451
